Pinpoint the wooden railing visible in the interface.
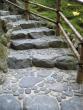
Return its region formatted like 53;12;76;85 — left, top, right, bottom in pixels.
5;0;83;83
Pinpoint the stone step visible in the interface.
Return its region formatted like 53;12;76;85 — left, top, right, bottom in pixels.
11;37;68;50
8;49;32;69
29;32;56;39
6;20;46;30
0;15;22;22
8;48;77;70
0;10;10;16
11;27;55;39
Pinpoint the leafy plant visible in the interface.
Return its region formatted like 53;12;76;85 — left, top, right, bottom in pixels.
31;0;83;36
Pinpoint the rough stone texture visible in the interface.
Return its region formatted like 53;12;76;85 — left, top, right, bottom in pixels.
8;49;77;70
0;72;5;84
0;10;9;16
31;48;77;70
70;83;80;90
0;66;77;109
18;94;24;100
55;55;77;70
61;97;83;110
11;27;54;39
0;95;21;110
8;50;32;69
29;32;55;39
0;15;22;23
25;88;31;94
63;90;73;97
56;96;62;102
7;20;45;30
47;82;68;92
13;91;19;96
34;89;39;93
11;38;67;50
23;95;59;110
18;88;24;94
19;76;43;88
44;89;51;94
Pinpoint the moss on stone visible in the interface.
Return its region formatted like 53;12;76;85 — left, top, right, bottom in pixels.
0;43;8;73
0;29;12;73
0;35;8;46
0;71;5;84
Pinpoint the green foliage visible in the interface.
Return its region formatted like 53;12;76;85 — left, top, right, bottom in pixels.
31;0;83;36
32;0;55;7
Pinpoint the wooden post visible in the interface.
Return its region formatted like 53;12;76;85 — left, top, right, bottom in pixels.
24;0;29;20
76;41;83;84
56;0;61;36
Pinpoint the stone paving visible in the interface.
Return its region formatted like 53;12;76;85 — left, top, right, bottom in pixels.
0;10;83;110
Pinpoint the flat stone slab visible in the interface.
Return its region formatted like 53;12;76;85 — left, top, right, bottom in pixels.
47;82;68;92
11;37;67;50
11;27;54;39
29;32;55;39
8;48;77;69
61;97;83;110
0;10;9;16
19;76;43;88
7;20;45;30
0;15;22;22
0;95;21;110
23;95;59;110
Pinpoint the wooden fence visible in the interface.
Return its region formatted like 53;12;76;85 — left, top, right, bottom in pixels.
5;0;83;83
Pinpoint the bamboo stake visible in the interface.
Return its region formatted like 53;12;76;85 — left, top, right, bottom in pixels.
24;0;29;20
56;0;61;36
59;23;80;60
77;41;83;84
28;1;56;12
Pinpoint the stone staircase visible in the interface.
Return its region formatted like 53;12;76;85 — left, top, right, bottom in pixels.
0;10;82;110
